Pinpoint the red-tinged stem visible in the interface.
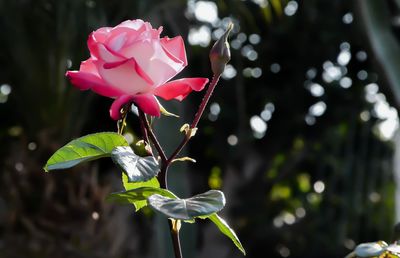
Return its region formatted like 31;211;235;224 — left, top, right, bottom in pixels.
170;223;183;258
139;113;150;145
167;74;221;163
138;74;221;258
138;110;167;164
138;110;181;258
191;74;220;129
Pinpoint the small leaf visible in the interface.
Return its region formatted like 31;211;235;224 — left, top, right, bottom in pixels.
180;123;190;133
148;190;225;220
122;173;160;211
207;214;246;255
44;132;128;172
133;140;153;156
179;124;197;138
188;128;198;138
159;101;179;117
172;157;196;163
107;186;177;205
111;146;159;183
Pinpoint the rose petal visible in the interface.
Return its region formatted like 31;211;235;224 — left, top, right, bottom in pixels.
109;95;134;120
106;26;145;51
88;27;111;45
89;42;125;63
109;94;160;120
154;78;209;101
80;58;99;74
120;41;185;86
161;36;187;66
132;94;160;117
106;31;127;52
95;58;154;95
116;20;162;40
103;58;154;85
66;59;124;97
66;60;125;98
116;19;147;30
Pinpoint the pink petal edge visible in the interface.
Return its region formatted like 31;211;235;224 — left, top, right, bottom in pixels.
133;94;161;117
160;36;187;66
66;71;123;98
109;94;160;120
154;78;209;101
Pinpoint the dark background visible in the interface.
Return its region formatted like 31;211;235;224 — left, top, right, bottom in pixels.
1;0;399;257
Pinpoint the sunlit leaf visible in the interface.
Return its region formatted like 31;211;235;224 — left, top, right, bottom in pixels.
111;146;159;182
106;186;177;205
122;173;160;211
44;132;128;172
148;190;225;220
207;214;246;255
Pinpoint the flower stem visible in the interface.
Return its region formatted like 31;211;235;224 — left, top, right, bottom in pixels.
167;74;221;163
137;74;221;258
169;220;183;258
138;110;167;163
191;74;220;129
138;110;182;258
139;113;150;144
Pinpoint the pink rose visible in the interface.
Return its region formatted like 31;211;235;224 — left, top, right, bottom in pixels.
66;19;209;120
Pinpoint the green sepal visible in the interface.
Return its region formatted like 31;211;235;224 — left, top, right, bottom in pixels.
159;101;179;118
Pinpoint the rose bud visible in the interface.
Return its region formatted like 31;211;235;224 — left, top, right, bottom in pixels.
209;23;234;76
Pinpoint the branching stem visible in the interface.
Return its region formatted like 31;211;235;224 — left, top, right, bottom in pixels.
136;74;221;258
167;75;221;163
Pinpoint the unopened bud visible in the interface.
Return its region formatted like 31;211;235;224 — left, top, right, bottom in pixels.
209;23;233;76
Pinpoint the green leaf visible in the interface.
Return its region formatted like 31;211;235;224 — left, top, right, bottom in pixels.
122;173;160;211
207;214;246;255
111;146;159;182
148;190;225;220
106;186;177;205
44;132;128;172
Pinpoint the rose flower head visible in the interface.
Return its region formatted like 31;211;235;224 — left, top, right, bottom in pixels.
66;19;209;120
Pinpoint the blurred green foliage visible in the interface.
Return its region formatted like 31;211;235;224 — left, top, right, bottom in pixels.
0;0;399;258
